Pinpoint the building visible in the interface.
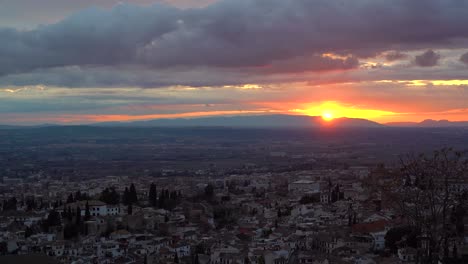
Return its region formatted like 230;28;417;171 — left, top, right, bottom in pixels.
57;200;120;217
398;247;417;263
288;180;321;194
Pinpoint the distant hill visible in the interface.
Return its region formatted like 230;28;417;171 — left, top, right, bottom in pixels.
0;125;19;129
4;116;467;129
94;114;383;128
386;119;468;127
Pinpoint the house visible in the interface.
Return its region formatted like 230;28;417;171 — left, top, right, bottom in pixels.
171;242;191;258
288;180;321;194
264;250;289;264
297;251;329;264
369;230;387;251
44;241;66;257
97;241;124;258
398;247;417;263
210;245;240;264
352;220;389;251
57;200;120;217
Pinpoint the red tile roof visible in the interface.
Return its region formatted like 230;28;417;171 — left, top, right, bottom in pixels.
352;220;388;234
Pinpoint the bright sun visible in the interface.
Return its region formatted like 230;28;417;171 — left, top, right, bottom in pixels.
291;101;397;123
322;112;334;121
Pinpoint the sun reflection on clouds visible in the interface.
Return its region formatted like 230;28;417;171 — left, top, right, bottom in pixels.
376;80;468;86
0;86;45;95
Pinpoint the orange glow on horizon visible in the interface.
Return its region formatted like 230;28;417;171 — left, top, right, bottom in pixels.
290;101;397;121
67;110;279;123
1;101;467;125
0;110;281;125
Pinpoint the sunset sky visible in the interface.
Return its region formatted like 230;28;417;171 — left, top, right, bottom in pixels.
1;0;468;125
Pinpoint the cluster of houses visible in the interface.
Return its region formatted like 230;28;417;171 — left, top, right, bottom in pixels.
1;167;468;263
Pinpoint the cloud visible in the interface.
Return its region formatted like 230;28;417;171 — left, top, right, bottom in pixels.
259;54;359;74
1;79;466;124
0;4;182;75
460;52;468;66
0;0;468;89
414;50;440;67
0;0;217;29
384;51;408;61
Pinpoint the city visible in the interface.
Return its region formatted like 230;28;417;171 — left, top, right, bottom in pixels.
0;126;467;263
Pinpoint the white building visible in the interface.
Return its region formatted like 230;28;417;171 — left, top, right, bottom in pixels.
288;180;321;194
58;200;121;217
370;230;387;251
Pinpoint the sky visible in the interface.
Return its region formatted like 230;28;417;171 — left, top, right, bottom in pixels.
1;0;468;125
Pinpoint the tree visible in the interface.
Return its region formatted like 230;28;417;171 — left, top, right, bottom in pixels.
67;207;73;222
0;242;7;255
205;184;214;198
64;223;79;239
128;203;133;215
3;197;17;211
299;195;319;204
85;201;91;221
24;226;33;238
158;190;166;209
78;191;88;201
453;204;466;235
453;244;458;259
386;148;468;263
123;187;130;205
100;187;120;205
170;190;177;200
66;193;74;204
46;210;62;227
385;226;419;253
149;183;157;207
25;197;36;211
257;255;265;264
76;206;81;225
193;253;199;264
129;183;138;203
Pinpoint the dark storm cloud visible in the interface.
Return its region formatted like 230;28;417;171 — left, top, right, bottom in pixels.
414;50;441;67
460;52;468;66
0;4;181;75
0;66;250;88
263;55;359;74
384;51;408;62
0;0;216;28
1;0;468;86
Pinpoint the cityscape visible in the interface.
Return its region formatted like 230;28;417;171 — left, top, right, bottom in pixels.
0;126;467;263
1;0;468;264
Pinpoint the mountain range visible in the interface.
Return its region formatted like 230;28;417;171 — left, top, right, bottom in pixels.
95;114;383;128
385;119;468;127
1;115;468;128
